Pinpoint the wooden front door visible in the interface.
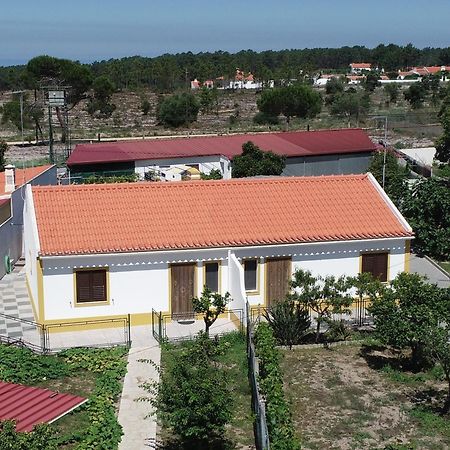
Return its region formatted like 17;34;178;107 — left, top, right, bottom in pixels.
265;257;292;306
171;263;196;318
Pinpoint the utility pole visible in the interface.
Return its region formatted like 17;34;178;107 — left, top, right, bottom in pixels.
382;116;388;190
48;104;54;164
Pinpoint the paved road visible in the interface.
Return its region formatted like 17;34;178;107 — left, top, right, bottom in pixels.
409;254;450;288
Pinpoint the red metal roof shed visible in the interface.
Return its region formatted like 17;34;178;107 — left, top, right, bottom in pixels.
0;381;87;432
67;129;376;167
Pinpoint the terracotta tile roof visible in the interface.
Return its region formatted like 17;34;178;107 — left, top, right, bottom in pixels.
32;175;412;256
0;381;86;432
424;66;442;74
411;66;447;75
0;165;54;196
350;63;372;69
67;129;376;167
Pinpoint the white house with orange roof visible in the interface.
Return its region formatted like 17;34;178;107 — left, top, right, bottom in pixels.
23;175;413;330
0;164;56;279
349;63;372;74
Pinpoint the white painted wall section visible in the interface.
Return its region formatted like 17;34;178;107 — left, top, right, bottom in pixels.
39;238;410;321
227;251;247;316
23;185;40;316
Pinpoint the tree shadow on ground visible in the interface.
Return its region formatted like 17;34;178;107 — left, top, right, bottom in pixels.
410;387;447;414
150;436;236;450
359;343;409;371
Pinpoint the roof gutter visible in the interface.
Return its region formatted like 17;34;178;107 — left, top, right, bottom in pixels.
367;172;413;233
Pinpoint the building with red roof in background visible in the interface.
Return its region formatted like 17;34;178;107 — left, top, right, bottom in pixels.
67;128;377;182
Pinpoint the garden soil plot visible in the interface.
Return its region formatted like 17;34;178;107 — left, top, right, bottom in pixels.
281;344;450;450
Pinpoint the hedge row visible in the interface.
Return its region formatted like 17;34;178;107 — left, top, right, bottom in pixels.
254;322;301;450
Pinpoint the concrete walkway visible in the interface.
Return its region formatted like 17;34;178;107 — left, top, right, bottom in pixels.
118;326;161;449
410;254;450;288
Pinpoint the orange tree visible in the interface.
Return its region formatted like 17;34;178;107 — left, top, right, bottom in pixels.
290;269;353;343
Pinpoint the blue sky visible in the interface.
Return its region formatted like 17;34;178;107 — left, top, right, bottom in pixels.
1;0;449;66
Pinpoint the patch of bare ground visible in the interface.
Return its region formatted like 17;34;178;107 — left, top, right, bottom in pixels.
281;344;449;450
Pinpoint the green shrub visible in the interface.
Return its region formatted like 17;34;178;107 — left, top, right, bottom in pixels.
157;92;200;127
200;169;223;180
254;323;301;450
145;334;232;444
325;319;353;342
60;346;128;374
253;111;280;125
141;98;151;115
0;421;57;450
0;345;69;384
83;174;139;184
263;299;311;348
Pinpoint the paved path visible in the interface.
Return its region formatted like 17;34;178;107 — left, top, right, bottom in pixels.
0;269;42;346
118;326;161;449
410;254;450;288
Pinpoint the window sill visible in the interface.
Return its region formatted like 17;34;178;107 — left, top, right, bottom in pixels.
74;301;110;308
246;290;260;296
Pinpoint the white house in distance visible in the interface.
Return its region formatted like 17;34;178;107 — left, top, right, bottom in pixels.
349;63;372;74
313;74;341;87
24;174;413;331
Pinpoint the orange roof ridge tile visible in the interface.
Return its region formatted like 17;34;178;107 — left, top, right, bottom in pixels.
32;173;369;192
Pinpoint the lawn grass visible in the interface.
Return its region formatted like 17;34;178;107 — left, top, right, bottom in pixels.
438;261;450;274
280;343;449;450
158;332;254;449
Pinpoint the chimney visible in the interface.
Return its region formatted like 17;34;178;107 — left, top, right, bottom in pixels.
4;165;16;194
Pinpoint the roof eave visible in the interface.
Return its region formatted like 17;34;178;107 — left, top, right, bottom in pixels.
38;235;413;260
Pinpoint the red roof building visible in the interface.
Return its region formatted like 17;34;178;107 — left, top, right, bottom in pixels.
350;63;373;74
67;129;376;167
0;381;87;432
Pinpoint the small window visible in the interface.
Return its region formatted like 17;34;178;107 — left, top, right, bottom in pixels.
361;253;388;282
204;262;219;292
244;259;258;291
76;270;107;304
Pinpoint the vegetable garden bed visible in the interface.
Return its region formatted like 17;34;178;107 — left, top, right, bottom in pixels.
0;344;128;449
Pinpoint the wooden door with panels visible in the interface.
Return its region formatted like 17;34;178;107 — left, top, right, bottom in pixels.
265;257;292;306
170;263;196;318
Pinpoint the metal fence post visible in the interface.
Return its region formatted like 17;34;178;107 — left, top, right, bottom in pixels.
42;325;48;354
127;313;132;348
151;310;154;338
